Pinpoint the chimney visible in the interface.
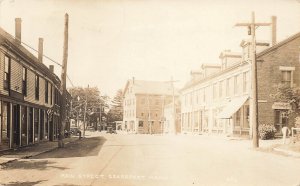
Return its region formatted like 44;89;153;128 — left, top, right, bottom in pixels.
38;38;44;63
49;65;54;73
271;16;277;46
15;18;22;44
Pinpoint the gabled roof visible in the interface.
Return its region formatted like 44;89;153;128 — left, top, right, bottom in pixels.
0;27;61;85
257;32;300;58
123;79;179;97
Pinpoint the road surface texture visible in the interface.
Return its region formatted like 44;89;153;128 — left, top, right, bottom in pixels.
0;131;300;186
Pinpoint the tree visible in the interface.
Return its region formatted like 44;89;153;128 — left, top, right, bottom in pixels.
107;89;123;122
270;84;300;127
68;86;109;129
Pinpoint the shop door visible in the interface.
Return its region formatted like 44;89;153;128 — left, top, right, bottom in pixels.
12;105;20;147
274;110;288;134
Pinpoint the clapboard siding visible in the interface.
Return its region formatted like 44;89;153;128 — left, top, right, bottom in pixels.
10;59;22;93
0;52;8;95
24;69;36;103
39;77;45;105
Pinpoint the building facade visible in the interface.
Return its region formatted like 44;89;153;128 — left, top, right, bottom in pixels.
0;18;65;150
123;79;177;134
181;23;300;136
163;100;181;134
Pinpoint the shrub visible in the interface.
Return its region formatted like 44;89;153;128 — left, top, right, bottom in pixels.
295;116;300;128
258;124;277;140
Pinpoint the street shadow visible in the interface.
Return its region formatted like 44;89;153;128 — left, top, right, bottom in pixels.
34;136;106;159
1;159;67;171
1;180;46;186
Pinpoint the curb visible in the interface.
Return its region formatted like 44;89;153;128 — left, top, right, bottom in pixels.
0;138;79;166
273;147;300;158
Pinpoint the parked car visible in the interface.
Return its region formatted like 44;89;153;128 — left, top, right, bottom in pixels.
106;127;117;134
70;127;82;136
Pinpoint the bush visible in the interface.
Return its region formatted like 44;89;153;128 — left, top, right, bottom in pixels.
258;124;277;140
295;116;300;128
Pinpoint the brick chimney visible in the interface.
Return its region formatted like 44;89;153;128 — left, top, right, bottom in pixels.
271;16;277;46
38;38;44;63
49;65;54;73
15;18;22;44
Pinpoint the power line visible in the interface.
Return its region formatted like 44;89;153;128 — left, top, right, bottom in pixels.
20;40;62;67
18;38;76;87
67;74;75;87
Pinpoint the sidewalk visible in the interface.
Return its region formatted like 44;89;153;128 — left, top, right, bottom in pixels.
0;137;79;166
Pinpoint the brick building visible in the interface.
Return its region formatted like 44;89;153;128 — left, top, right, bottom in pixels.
181;17;300;136
122;78;178;134
0;18;67;150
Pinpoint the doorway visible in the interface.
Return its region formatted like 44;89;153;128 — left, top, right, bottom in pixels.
274;110;288;134
12;104;20;147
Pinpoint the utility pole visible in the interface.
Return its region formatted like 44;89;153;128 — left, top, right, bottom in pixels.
58;13;69;148
99;103;102;131
83;85;89;137
171;77;176;135
235;12;271;148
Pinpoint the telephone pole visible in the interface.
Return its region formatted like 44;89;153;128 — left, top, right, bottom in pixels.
83;85;89;137
235;12;271;148
58;13;69;148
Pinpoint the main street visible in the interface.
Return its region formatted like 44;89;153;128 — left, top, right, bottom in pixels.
1;132;300;186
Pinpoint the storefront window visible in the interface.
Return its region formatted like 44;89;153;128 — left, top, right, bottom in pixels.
235;109;241;127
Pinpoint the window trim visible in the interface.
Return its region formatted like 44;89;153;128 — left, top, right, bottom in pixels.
22;67;27;96
35;75;40;100
4;55;10;91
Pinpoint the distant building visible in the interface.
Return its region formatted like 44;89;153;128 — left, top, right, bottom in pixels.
163;99;181;134
181;17;300;136
122;78;178;134
0;18;68;150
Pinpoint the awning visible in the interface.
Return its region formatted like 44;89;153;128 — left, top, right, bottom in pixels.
218;96;249;119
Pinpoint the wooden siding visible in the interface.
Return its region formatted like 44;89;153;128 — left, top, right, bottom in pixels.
10;59;23;93
0;52;8;95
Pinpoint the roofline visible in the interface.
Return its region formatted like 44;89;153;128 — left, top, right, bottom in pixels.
181;31;300;92
257;32;300;58
181;62;248;92
0;27;61;84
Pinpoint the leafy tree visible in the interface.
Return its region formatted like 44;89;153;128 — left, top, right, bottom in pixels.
270;84;300;127
68;87;109;129
107;89;123;122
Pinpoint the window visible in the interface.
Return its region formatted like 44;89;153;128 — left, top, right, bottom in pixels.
139;121;143;127
281;71;292;86
213;83;218;100
141;98;145;105
22;67;27;95
45;81;48;103
226;78;229;97
219;81;223;98
141;113;144;117
35;75;39;100
4;56;10;90
243;71;249;93
50;84;53;105
234;75;238;95
235;109;241;127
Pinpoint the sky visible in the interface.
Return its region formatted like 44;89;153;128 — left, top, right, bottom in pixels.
0;0;300;97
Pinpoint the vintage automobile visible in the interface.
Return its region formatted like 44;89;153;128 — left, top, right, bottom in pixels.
106;126;117;134
70;127;82;136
